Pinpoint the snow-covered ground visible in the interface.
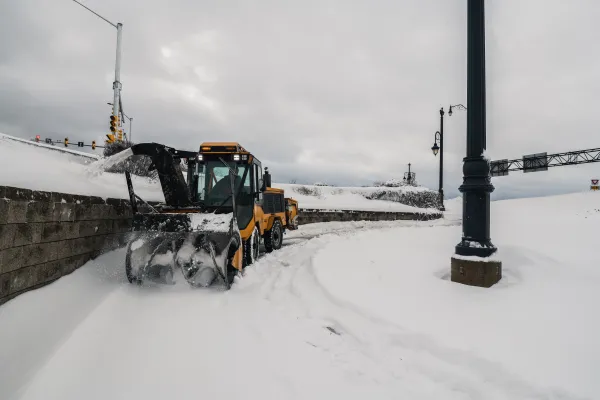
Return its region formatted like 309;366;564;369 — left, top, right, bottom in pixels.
1;191;598;399
0;133;436;213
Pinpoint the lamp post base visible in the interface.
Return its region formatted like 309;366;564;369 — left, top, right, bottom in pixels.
451;256;502;288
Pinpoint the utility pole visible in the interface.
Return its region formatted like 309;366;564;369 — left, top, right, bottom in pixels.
451;0;502;288
71;0;124;144
113;23;123;142
438;108;444;210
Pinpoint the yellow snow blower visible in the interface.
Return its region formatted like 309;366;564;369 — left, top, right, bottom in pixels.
119;142;299;289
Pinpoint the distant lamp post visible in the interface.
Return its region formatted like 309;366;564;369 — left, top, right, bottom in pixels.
431;104;466;211
451;0;501;288
431;140;440;156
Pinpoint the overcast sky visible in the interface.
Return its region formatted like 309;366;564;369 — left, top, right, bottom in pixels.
1;0;599;199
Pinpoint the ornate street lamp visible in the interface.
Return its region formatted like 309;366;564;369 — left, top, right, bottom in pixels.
451;0;501;288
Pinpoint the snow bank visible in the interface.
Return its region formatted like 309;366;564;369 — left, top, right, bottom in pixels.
0;133;163;202
312;191;600;398
278;183;439;213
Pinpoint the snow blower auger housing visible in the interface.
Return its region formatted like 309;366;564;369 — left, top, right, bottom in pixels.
121;142;299;289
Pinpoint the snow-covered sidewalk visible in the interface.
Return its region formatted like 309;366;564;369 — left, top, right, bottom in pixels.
313;192;600;399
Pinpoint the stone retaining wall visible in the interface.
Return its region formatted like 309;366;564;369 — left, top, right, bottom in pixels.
0;186;135;305
298;209;442;224
0;185;441;306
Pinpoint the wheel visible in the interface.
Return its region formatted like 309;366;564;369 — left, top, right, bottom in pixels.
243;225;260;267
264;219;283;253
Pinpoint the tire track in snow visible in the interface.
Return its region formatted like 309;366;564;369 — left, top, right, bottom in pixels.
238;222;584;400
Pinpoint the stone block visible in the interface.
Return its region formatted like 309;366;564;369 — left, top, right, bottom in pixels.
63;254;89;275
114;218;132;233
0;224;16;250
4;187;33;201
26;201;55;223
53;203;76;222
105;198;122;208
41;222;78;242
91;204;113;220
71;236;95;255
0;199;9;224
51;192;74;204
23;242;58;267
74;204;92;220
102;234;121;251
41;222;61;242
12;223;43;247
36;260;63;284
55;239;74;260
79;220;99;237
7;200;28;223
0;246;24;274
0;272;11;298
88;196;105;205
31;190;52;202
450;257;502;288
95;219;114;235
71;194;89;205
104;205;117;220
9;266;38;294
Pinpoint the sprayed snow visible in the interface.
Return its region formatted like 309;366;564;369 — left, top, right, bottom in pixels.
151;250;174;267
130;239;145;251
189;212;233;232
84;148;134;178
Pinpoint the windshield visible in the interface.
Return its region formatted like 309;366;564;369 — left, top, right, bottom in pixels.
195;160;250;206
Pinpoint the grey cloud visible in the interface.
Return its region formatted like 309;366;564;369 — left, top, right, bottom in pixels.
0;0;598;200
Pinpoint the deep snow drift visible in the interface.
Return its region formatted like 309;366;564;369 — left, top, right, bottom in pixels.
0;133;437;213
1;191;598;399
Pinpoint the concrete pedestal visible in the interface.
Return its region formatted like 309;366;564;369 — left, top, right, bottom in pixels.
451;256;502;288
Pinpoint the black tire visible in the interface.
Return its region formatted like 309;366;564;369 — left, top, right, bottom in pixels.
225;234;242;289
264;219;283;253
225;262;237;289
243;225;260;267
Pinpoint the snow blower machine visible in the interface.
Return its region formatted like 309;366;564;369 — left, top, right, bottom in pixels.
119;142;299;289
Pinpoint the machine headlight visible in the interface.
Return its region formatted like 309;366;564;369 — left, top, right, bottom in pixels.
241;154;248;161
233;154;240;161
197;154;203;161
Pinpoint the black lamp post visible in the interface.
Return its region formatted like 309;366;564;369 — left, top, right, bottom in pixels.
431;104;466;211
451;0;501;288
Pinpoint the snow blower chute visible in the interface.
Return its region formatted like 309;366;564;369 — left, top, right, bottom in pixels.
114;142;299;290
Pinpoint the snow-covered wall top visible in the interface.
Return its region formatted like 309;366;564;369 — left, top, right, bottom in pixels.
0;133;439;213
